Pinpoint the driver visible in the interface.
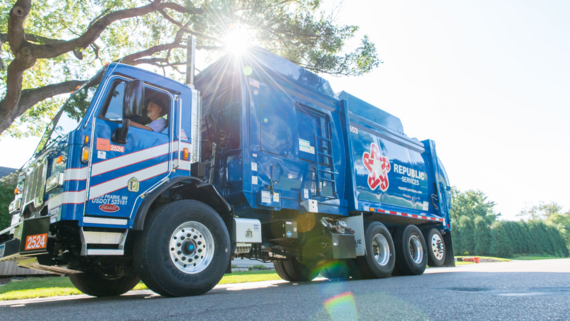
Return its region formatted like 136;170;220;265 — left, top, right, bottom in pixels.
130;97;168;133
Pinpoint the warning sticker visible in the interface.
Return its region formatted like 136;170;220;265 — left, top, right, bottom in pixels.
299;139;315;154
180;129;188;140
252;176;258;185
261;190;271;203
273;193;280;202
251;162;257;171
422;201;429;211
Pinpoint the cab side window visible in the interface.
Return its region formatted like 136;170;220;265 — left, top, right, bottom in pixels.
99;80;126;121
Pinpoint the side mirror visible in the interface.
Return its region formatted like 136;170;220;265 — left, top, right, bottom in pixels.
113;80;145;144
123;80;145;118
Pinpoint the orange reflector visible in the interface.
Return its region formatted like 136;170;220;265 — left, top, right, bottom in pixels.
56;155;64;164
105;62;110;66
81;146;90;164
183;148;189;160
84;135;89;144
14;188;19;195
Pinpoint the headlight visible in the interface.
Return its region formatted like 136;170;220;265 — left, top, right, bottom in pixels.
8;199;21;213
46;172;65;192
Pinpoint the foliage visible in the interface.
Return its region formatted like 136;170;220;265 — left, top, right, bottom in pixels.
0;173;17;230
490;222;513;258
1;0;381;138
459;216;474;255
450;188;500;224
518;201;564;220
452;223;462;256
473;216;490;256
546;212;570;251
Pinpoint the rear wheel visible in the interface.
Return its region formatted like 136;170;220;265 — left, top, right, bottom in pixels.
134;200;230;297
393;225;428;275
355;222;395;279
274;257;317;282
69;267;140;297
423;228;446;267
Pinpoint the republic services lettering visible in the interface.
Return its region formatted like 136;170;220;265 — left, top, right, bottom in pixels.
393;164;426;181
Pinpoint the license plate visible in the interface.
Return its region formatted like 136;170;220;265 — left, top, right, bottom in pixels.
25;233;48;251
0;243;5;258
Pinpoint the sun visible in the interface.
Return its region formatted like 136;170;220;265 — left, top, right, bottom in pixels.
222;27;251;54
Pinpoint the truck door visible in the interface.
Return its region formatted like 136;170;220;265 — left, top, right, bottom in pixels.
85;77;175;219
295;102;336;198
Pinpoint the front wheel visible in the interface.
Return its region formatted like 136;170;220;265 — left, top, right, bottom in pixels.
134;200;230;297
69;267;140;297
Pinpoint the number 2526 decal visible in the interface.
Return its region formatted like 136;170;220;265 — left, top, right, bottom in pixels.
25;233;48;251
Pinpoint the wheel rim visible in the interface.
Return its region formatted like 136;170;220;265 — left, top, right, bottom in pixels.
409;235;424;264
169;221;215;274
431;233;445;261
372;233;390;266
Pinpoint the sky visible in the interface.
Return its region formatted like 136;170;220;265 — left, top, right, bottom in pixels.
1;0;569;220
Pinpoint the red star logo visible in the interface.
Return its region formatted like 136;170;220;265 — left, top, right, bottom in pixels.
362;143;391;191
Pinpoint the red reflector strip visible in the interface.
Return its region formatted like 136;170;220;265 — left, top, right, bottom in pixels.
367;207;446;223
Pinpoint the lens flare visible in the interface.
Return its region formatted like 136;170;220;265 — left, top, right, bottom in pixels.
324;291;358;320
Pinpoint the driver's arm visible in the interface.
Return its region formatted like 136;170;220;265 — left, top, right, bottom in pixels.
129;120;152;131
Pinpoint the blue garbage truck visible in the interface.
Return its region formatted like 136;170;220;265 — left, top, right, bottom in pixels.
0;45;453;297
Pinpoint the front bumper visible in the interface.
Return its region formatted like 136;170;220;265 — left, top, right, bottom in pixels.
0;216;50;262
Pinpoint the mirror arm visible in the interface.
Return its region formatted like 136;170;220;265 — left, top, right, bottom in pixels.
112;118;130;144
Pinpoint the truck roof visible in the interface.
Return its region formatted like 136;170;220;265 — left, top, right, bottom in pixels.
196;46;405;134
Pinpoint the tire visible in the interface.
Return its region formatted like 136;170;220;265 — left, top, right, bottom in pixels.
134;200;230;297
284;257;318;281
393;225;428;275
274;261;292;281
423;228;446;267
355;222;396;279
274;257;317;282
69;268;140;297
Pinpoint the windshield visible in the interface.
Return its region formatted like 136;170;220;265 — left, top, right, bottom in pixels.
35;70;104;154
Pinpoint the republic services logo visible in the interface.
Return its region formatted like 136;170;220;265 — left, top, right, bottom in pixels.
362;143;391;191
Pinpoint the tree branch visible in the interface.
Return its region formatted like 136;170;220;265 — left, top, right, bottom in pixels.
0;80;84;136
29;2;203;60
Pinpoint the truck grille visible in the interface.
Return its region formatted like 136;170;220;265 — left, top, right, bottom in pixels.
22;158;48;209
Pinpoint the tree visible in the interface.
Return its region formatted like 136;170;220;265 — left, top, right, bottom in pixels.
473;216;490;256
547;213;570;253
452;222;463;256
0;0;381;137
490;222;512;258
459;216;474;255
0;172;18;230
450;188;500;224
517;201;563;220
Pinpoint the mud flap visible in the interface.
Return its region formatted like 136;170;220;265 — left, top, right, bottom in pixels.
442;231;455;267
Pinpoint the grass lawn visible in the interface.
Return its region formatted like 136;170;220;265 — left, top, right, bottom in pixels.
0;270;280;301
455;261;474;266
511;256;567;261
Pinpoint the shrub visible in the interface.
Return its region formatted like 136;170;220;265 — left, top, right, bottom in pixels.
490;222;513;258
474;216;490;256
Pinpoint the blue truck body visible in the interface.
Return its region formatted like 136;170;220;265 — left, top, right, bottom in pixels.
0;46;453;296
196;47;451;227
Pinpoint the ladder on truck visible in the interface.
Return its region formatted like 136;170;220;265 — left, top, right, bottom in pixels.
314;121;337;198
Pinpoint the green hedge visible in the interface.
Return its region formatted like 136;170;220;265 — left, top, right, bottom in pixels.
452;218;569;258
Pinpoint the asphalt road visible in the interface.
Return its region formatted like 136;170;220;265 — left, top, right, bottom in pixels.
1;259;569;320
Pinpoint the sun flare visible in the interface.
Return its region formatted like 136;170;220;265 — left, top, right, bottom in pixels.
223;27;251;54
